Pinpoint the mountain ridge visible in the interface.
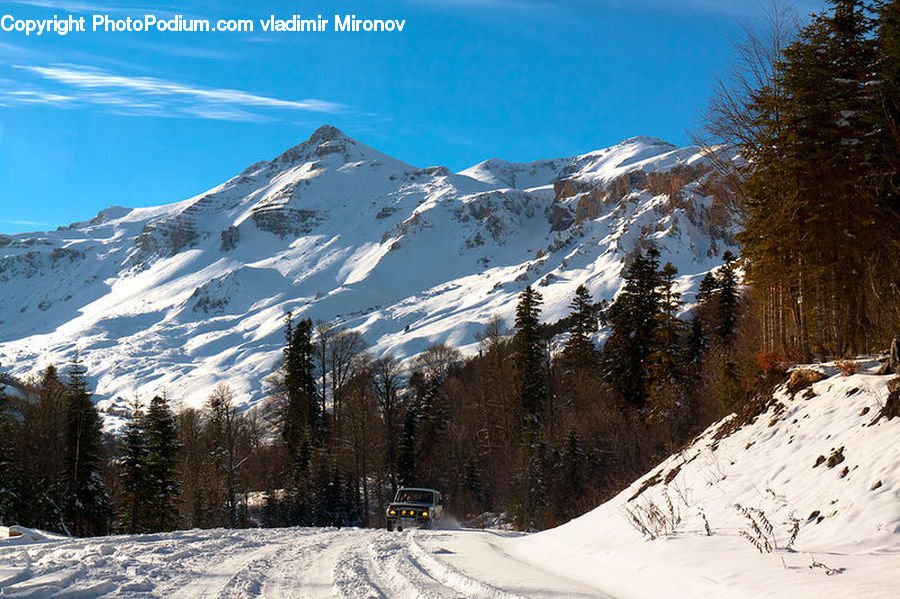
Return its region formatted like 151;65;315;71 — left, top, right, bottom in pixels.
0;126;741;424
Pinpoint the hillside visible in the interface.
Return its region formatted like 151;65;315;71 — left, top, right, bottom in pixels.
512;359;900;597
0;126;739;417
1;361;895;598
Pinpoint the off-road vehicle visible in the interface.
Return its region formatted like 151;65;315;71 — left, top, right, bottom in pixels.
385;487;443;531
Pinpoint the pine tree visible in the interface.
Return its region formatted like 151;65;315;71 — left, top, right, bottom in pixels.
737;0;895;358
601;246;663;410
714;251;740;347
561;285;599;371
118;399;151;533
62;356;111;536
462;455;486;511
646;263;692;442
875;0;900;345
648;263;687;383
26;365;67;532
281;313;318;453
514;286;547;437
521;440;549;530
276;314;319;525
695;272;719;306
144;395;181;532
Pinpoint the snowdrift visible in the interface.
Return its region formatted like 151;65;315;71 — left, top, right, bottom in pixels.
512;359;900;598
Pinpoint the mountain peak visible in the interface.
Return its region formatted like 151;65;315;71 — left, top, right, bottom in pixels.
271;124;354;165
308;124;346;143
615;135;676;149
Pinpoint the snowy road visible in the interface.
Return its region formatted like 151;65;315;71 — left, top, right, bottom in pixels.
0;526;611;598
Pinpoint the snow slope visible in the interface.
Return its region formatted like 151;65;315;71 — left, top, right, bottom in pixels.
0;125;740;417
1;361;895;598
513;359;900;598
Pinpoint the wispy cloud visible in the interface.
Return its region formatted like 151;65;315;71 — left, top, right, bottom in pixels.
0;219;51;227
2;63;347;121
0;90;76;104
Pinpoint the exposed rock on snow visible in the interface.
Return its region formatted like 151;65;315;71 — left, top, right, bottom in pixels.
0;126;741;416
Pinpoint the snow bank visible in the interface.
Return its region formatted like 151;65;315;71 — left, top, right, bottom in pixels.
0;525;67;545
511;359;900;598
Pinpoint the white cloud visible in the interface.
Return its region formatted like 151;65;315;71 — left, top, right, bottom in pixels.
3;63;347;121
0;219;51;226
0;90;76;104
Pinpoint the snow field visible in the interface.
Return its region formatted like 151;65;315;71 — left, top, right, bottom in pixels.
0;527;607;598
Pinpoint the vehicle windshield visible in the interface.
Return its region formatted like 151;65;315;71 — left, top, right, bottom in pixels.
395;489;434;504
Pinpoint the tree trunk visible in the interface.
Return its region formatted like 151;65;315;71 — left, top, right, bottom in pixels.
877;336;900;375
815;284;825;362
798;265;811;362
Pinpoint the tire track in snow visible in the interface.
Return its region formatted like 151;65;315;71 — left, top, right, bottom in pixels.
215;544;289;598
173;529;327;599
406;533;527;599
366;530;487;598
332;538;389;599
261;528;355;599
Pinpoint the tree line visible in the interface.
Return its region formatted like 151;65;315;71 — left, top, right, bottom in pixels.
701;0;900;361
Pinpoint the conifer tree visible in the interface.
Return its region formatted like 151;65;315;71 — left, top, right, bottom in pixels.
562;285;599;371
696;272;719;306
601;246;663;410
144;394;181;531
276;314;319;524
62;356;111;536
514;286;547;436
462;455;486;510
714;251;740;347
875;0;900;346
281;313;318;454
522;440;549;530
25;365;68;532
738;0;893;357
648;263;687;381
646;263;692;441
118;399;150;533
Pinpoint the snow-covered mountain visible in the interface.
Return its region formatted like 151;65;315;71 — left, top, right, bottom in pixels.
0;125;740;415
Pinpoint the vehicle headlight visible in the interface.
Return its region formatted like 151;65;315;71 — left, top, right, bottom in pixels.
389;510;396;515
422;511;429;518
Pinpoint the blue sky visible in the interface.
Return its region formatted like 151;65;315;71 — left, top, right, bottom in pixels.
0;0;825;234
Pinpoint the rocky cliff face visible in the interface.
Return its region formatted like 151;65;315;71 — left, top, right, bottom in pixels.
0;126;741;419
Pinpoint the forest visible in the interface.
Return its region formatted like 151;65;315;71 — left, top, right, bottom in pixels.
0;0;898;536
